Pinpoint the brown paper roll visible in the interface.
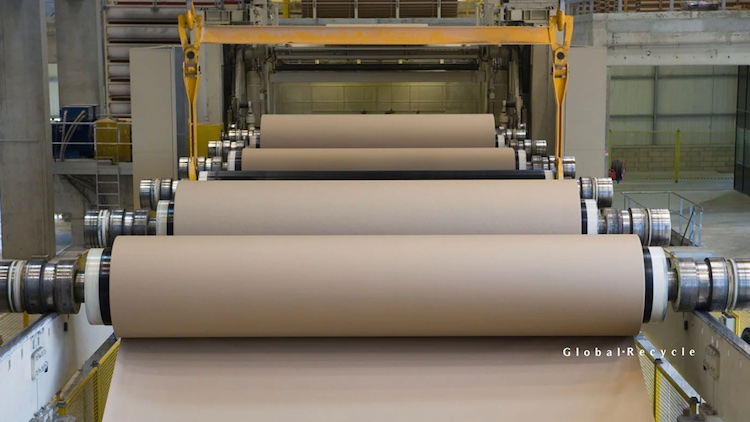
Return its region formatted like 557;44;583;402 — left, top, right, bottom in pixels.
104;337;654;421
240;148;517;172
173;180;581;235
108;235;646;338
259;114;496;148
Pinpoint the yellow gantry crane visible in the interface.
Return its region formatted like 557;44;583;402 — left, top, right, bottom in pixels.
178;3;573;180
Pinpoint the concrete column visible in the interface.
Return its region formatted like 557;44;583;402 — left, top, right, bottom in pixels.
529;45;556;143
197;44;224;124
54;0;104;109
0;0;56;258
564;47;608;178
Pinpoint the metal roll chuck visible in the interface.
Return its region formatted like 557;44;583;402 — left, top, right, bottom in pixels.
670;258;750;312
84;209;156;248
178;156;222;180
139;178;178;211
577;177;614;208
208;140;249;162
223;128;259;145
598;207;672;247
530;155;576;179
0;259;83;315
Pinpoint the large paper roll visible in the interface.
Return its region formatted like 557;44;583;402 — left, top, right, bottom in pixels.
108;235;646;338
259;114;496;148
240;148;517;172
104;337;654;421
173;179;582;235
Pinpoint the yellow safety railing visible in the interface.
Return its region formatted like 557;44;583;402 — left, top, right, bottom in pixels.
636;341;699;421
56;339;121;421
608;129;735;182
0;313;39;346
731;310;750;338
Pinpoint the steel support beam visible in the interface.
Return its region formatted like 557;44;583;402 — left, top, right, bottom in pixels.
0;0;56;259
201;25;554;46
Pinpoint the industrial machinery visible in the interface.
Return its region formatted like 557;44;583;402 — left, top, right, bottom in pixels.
1;243;749;330
135;175;615;211
84;178;671;248
51;105;99;159
185;114;566;179
183;149;576;179
3;2;748;421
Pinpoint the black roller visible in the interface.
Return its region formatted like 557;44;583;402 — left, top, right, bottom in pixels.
167;202;175;236
99;248;112;325
642;249;654;323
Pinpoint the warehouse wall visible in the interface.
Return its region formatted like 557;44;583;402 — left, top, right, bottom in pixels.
609;65;737;176
273;82;484;114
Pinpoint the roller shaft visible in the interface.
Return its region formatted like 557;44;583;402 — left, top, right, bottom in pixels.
598;207;671;246
139;178;178;210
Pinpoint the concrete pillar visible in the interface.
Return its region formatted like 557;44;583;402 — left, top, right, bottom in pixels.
54;0;104;109
198;44;224;124
564;47;608;178
0;0;56;258
529;45;556;143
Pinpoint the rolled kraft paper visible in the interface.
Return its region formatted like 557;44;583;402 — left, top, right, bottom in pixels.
259;114;496;148
108;235;646;338
241;148;517;172
173;179;581;235
104;337;654;422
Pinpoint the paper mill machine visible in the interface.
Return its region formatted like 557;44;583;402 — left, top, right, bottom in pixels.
2;3;750;422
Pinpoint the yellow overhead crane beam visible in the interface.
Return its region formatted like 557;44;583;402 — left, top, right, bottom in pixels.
178;4;573;180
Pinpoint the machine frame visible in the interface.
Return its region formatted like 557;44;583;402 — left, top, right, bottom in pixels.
176;4;573;180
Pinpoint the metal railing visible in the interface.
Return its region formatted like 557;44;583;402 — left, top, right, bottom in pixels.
0;313;37;347
622;191;703;246
727;310;750;341
608;130;734;182
567;0;748;13
51;119;132;163
51;118;133;209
